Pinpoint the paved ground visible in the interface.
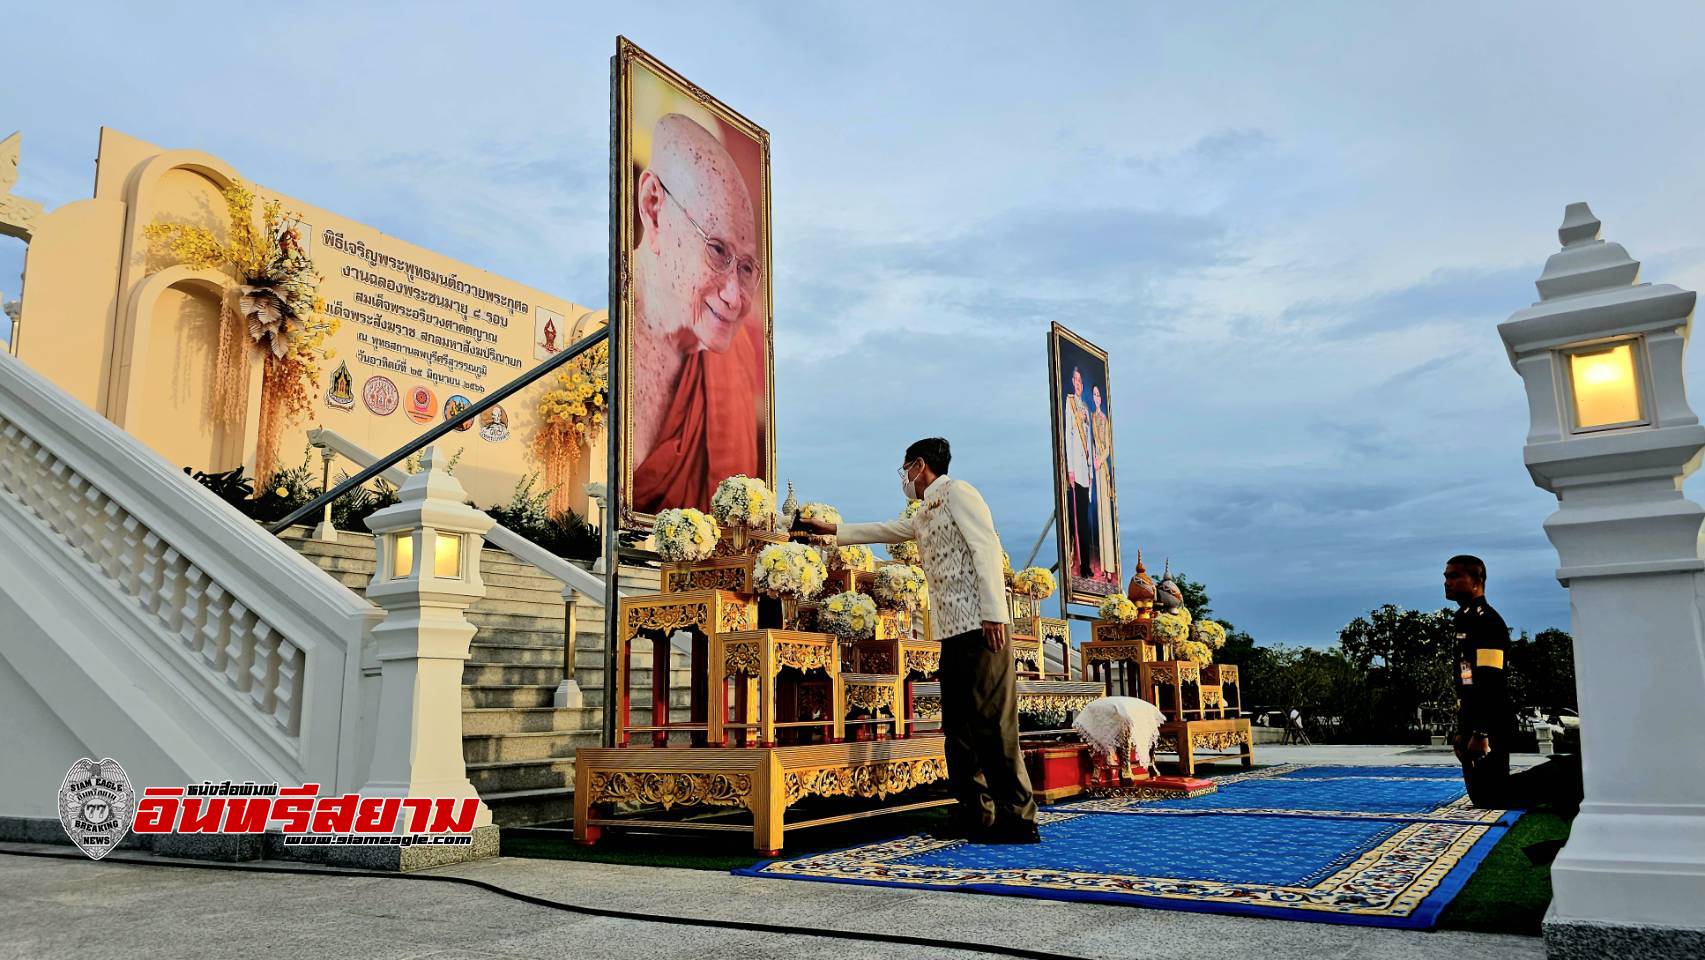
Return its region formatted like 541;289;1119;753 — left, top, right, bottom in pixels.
0;745;1547;960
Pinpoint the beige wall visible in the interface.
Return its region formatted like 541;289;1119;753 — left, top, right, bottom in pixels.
18;128;608;518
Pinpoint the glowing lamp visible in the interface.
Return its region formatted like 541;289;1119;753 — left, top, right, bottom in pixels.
1564;340;1645;431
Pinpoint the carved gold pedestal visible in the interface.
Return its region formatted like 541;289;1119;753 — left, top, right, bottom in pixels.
617;589;757;748
837;672;906;740
1154;718;1255;777
574;737;952;854
715;629;842;747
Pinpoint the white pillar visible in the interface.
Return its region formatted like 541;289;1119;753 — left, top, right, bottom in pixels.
311;446;338;542
1499;204;1705;958
586;481;609;574
360;447;494;827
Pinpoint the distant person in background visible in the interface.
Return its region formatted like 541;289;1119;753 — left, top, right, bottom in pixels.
1282;707;1311;745
1445;554;1582;810
630;113;766;515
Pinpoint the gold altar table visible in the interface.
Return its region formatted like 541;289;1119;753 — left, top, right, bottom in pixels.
617;589;757;748
714;629;842;747
573;737;952;854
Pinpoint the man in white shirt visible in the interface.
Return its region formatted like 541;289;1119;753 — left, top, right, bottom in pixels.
794;437;1039;843
1063;367;1095;580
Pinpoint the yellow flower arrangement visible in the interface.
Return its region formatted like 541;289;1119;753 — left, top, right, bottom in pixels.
1153;611;1191;644
873;564;930;612
1097;594;1140;623
711;475;777;529
752;542;827;599
653;508;720;562
1002;551;1015;587
828;544;876;573
1178;639;1214;666
1195;620;1227;650
143;179;338;485
818;590;878;640
796;502;841;525
533;340;608;512
1011;566;1057;600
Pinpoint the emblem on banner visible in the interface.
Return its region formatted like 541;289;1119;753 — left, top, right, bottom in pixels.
535;307;564;360
362;375;399;416
479;403;510;442
406;385;437;424
444;394;474;431
58;758;135;860
325;361;355;412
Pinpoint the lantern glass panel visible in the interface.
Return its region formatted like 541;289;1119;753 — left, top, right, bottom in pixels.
1569;343;1643;430
393;532;414;578
434;532;462;579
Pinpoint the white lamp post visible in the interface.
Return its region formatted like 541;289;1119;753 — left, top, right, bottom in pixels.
361;447;496;845
1500;203;1705;957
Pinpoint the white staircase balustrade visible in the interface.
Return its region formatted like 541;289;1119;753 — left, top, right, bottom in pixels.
0;349;382;818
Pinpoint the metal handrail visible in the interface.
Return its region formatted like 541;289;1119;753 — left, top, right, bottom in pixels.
268;326;609;534
303;426;614;607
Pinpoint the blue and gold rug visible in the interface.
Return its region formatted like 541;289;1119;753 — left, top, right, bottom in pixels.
737;765;1513;928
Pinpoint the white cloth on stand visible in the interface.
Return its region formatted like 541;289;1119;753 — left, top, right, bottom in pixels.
1073;696;1166;768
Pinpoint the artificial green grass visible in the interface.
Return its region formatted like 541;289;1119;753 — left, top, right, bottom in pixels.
1437;808;1574;936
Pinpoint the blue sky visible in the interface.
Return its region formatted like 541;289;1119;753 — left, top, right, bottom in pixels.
6;2;1705;647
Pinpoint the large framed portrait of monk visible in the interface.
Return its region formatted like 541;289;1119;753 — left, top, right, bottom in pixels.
613;37;775;530
1047;323;1122;605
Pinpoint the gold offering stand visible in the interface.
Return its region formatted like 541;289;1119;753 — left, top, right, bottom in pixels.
575;537;952;854
1082;616;1255;777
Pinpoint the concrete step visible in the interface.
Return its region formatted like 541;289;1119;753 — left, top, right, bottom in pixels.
462;662;569;686
468;757;575;795
462;683;694;710
461;706;596;736
462;729;601;763
482;787;572;828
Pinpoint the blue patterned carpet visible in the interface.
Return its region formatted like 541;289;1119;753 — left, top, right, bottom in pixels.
738;765;1515;928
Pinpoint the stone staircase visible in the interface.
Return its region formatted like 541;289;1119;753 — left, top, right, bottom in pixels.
280;527;690;827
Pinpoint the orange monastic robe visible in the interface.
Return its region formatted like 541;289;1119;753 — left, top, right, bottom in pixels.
633;328;763;515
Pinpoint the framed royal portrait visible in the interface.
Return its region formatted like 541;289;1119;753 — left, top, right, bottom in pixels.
612;37;776;531
1047;322;1122;605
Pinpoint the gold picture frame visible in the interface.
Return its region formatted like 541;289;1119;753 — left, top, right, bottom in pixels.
1047;322;1122;605
612;36;777;532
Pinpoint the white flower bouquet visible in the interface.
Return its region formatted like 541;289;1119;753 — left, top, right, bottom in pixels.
652;508;720;562
1011;566;1057;600
818;590;878;640
1097;594;1140;624
886;499;923;564
710;475;776;529
873;564;930;612
828;544;876;573
753;542;827;600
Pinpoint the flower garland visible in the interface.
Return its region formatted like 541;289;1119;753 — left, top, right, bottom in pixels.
886;499;924;564
1195;619;1227;650
753;542;827;599
711;475;776;529
1097;594;1140;624
144;180;338;484
818;591;878;640
653;508;720;562
873;564;930;612
533;340;608;514
828;544;876;573
1012;566;1057;600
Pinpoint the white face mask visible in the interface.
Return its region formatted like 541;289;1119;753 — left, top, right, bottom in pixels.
899;462;920;501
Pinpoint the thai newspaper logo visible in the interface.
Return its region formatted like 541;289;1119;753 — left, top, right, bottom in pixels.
58;758;135;860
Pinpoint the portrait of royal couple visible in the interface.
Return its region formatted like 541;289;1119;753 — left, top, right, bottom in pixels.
1062;362;1117;586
